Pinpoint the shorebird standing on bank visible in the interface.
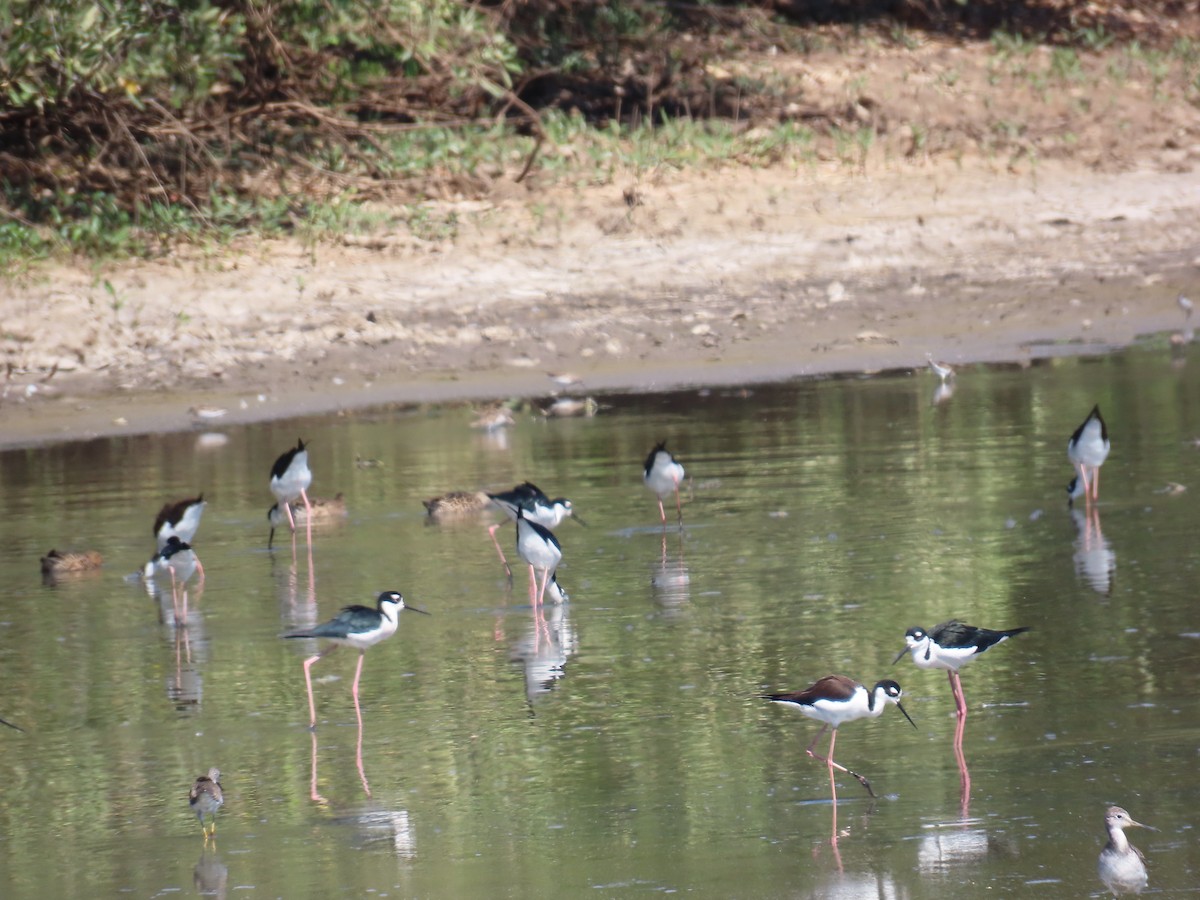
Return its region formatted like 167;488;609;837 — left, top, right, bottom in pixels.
762;675;916;798
269;439;313;547
1068;405;1110;505
926;354;955;382
644;441;686;526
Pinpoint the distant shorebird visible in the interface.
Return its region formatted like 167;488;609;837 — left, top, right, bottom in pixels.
547;372;584;391
268;493;346;548
471;406;515;431
895;620;1029;720
762;675;915;798
283;590;428;728
643;441;686;525
1179;294;1193;320
189;768;224;840
1068;405;1110;504
40;549;103;577
926;355;955;382
269;439;313;547
1098;805;1153;896
542;397;599;418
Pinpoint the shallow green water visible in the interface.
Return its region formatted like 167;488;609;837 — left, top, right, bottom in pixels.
1;345;1199;897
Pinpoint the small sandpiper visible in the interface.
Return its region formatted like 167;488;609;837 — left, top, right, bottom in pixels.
1098;805;1153;896
189;768;224;840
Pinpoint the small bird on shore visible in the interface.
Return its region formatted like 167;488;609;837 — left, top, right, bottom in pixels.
926;355;955;382
283;590;428;728
1178;294;1193;320
762;675;916;798
189;768;223;840
894;620;1029;720
1068;405;1110;504
644;441;686;525
268;493;346;548
40;549;103;578
269;439;313;546
1098;805;1153;896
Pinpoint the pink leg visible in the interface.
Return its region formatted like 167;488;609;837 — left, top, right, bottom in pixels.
674;485;683;524
355;696;371;797
309;730;328;804
351;652;365;711
487;523;513;580
303;646;336;728
808;725;876;797
1091;466;1100;501
284;501;297;532
195;556;206;585
536;567;551;606
528;565;538;605
300;488;313;546
657;498;667;524
949;670;968;720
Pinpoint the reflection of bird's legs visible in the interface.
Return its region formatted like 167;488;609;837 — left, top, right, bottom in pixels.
309;730;328;804
954;712;971;817
355;668;371;797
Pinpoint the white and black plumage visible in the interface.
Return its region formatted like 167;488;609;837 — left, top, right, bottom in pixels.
283;591;428;728
1098;806;1152;896
516;509;563;607
485;482;582;579
643;441;686;525
894;620;1029;719
763;675;915;798
1067;405;1110;505
269;439;313;546
189;767;223;839
149;536;199;624
144;495;206;580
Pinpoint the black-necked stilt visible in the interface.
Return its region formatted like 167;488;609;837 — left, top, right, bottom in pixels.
189;767;223;839
268;492;346;547
145;495;207;580
926;355;955;382
644;441;686;525
283;590;428;728
487;482;583;578
422;490;491;522
516;509;563;607
762;675;915;798
1067;405;1110;504
149;536;199;623
40;549;103;577
1099;806;1153;896
269;439;313;546
894;620;1029;720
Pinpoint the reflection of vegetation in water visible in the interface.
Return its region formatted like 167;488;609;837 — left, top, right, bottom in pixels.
0;345;1198;893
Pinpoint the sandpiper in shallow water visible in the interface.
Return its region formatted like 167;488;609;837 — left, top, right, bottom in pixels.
1098;805;1152;896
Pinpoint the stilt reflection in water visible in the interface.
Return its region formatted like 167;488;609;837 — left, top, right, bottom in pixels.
1072;505;1116;595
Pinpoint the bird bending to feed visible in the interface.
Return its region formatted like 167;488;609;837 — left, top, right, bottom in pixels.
926;354;955;382
269;438;313;546
40;549;103;577
283;591;428;728
644;441;686;525
516;509;563;607
189;768;223;839
895;620;1029;720
144;495;206;580
762;675;915;798
149;536;199;623
471;405;515;431
486;482;583;578
422;490;491;522
1099;805;1153;896
1067;405;1110;504
268;493;346;548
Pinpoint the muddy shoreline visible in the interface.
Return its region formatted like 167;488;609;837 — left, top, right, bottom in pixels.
3;161;1198;450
